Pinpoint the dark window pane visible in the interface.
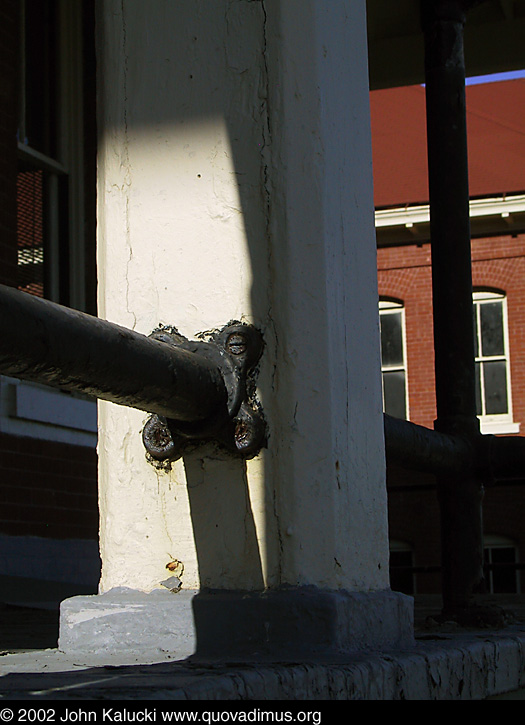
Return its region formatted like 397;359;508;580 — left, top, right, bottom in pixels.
473;306;479;357
380;312;403;366
389;550;414;595
486;547;517;594
483;361;508;415
480;302;504;357
383;370;407;419
23;0;58;156
475;362;482;415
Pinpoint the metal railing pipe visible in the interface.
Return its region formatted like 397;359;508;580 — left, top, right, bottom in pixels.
384;414;525;485
0;283;228;424
384;414;474;476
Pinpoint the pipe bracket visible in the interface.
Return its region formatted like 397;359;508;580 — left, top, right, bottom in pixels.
142;322;266;463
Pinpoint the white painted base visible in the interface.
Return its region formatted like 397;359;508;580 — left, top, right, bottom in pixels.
58;588;197;659
58;586;414;661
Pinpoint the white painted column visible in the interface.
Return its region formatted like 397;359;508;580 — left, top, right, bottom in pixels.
262;1;391;593
59;0;413;659
95;0;270;597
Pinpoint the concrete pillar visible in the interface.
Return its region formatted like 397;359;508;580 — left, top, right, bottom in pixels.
59;0;413;660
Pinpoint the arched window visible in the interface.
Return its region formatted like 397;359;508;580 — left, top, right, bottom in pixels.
473;291;517;434
379;300;409;420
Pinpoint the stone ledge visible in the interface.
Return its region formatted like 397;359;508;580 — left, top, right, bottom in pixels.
162;631;525;700
1;629;525;699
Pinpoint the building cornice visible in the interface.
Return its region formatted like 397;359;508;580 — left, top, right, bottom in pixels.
376;194;525;228
376;194;525;246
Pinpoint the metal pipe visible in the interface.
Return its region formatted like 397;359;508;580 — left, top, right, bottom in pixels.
0;283;228;424
384;414;474;476
2;284;520;477
384;415;525;485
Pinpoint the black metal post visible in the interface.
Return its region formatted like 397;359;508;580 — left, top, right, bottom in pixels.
422;0;485;617
423;0;479;434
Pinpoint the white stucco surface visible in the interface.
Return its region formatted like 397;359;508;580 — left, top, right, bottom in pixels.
96;0;388;595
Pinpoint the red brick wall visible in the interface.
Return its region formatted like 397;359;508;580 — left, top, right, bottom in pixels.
0;433;98;540
387;467;441;593
378;233;525;431
378;243;436;428
379;233;525;594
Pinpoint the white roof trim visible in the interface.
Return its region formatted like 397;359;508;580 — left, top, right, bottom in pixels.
375;194;525;229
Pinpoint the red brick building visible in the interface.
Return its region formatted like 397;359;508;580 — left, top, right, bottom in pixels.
0;0;99;602
372;78;525;596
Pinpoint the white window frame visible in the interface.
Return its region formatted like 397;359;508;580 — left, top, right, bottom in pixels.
379;299;410;420
473;291;519;435
0;375;97;447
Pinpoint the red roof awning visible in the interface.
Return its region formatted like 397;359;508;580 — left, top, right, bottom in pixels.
370;79;525;209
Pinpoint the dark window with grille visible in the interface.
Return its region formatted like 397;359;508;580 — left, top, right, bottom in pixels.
379;301;408;419
16;0;94;310
16;169;44;297
17;0;66;303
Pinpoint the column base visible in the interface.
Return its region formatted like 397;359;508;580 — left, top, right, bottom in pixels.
59;586;414;661
192;586;414;660
58;587;197;659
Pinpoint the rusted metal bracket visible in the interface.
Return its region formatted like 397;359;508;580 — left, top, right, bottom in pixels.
142;323;266;463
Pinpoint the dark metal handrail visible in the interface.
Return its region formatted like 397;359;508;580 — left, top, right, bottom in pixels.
384;415;525;486
0;283;267;459
390;563;525;573
0;282;227;423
